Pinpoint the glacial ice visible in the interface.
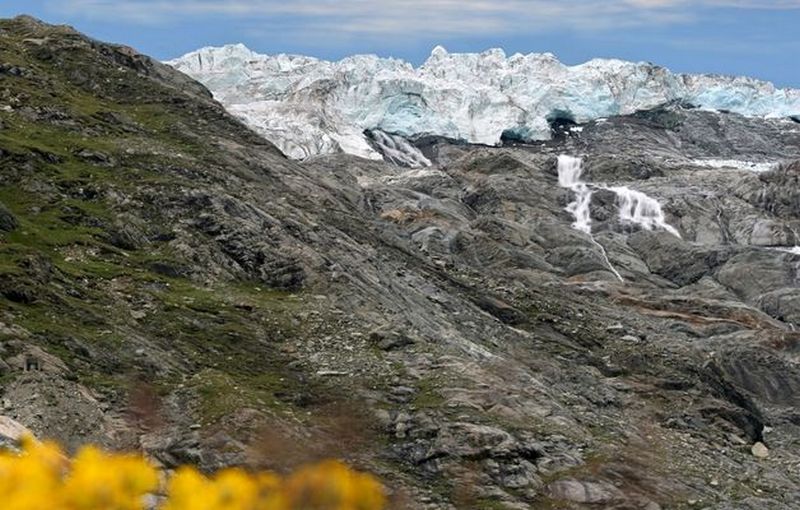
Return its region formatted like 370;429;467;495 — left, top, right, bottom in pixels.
167;44;800;163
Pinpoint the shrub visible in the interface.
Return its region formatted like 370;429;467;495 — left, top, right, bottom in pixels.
0;437;386;510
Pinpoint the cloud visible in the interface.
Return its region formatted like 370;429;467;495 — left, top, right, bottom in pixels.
625;0;800;6
47;0;800;36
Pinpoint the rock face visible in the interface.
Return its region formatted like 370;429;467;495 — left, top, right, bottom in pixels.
2;14;800;510
0;416;30;446
167;43;800;162
0;202;16;232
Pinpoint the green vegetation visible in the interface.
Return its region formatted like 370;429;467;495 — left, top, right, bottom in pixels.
412;376;445;409
0;17;344;432
473;499;520;510
192;368;295;424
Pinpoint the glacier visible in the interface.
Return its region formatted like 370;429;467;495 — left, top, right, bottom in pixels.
167;44;800;163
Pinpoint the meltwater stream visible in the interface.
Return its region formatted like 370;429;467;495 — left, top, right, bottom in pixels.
607;186;682;238
768;227;800;256
557;155;623;282
556;155;682;282
368;130;432;168
557;155;593;234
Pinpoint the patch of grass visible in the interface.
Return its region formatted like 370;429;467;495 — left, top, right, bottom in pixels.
472;499;520;510
0;185;107;252
0;372;18;388
191;368;298;424
527;497;570;510
413;376;445;409
0;244;35;275
131;278;336;424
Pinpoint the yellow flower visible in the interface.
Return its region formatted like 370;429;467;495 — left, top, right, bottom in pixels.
0;437;66;510
62;446;158;510
0;437;386;510
162;467;213;510
281;460;386;510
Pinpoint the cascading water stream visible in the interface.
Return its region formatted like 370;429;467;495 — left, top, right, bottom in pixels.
368;130;432;168
556;155;683;283
788;227;800;287
605;186;682;238
557;155;623;282
790;226;800;255
557;155;593;234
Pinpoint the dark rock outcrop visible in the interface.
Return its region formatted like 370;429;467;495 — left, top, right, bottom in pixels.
1;16;800;510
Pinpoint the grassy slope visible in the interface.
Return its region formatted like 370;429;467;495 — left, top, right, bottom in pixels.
0;17;334;432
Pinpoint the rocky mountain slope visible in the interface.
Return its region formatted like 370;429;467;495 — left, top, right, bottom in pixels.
2;15;800;510
168;44;800;162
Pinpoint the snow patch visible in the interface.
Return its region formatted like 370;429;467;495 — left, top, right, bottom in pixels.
693;159;777;173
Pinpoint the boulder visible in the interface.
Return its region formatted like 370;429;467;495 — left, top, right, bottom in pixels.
749;219;793;247
548;479;624;504
628;231;723;286
368;326;415;351
752;442;770;459
0;202;17;232
716;251;795;301
757;288;800;327
0;416;32;447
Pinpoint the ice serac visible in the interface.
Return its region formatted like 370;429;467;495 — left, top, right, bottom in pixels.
167;45;800;162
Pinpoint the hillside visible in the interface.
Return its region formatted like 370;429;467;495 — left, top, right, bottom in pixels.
2;15;800;510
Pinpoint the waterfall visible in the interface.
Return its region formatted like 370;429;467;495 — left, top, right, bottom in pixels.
791;226;800;255
557;155;623;282
557;155;593;234
606;186;682;238
368;130;431;168
556;155;681;238
556;155;684;282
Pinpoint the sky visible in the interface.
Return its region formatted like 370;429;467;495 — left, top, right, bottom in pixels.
1;1;799;87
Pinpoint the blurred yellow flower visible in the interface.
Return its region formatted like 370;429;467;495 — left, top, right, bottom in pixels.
63;446;159;510
0;437;386;510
